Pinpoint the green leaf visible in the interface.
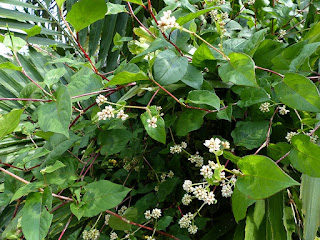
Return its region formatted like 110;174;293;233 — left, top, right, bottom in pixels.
219;52;258;87
44;68;66;88
109;207;138;231
153;49;188;85
23;25;41;37
266;192;287;240
40;160;65;174
176;7;217;25
267;142;292;164
81;180;131;217
242;29;268;56
244;200;266;240
231;121;269;150
106;71;149;86
186;90;220;110
237;87;270;108
0;109;24;139
0;62;22;71
237;155;299;199
180;64;203;89
288;134;320;177
10;182;44;203
157;216;173;231
106;2;128;15
175;109;205;136
122;0;143;4
274;73;320;112
192;43;215;67
301;174;320;240
66;0;108;32
232;185;256;223
70;202;85;220
21;187;53;240
55;0;66;8
37;85;71;138
140;106;166;144
3;34;26;51
157;177;180;202
98;129;132;156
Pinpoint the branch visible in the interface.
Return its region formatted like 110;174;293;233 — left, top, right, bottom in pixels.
255;66;284;78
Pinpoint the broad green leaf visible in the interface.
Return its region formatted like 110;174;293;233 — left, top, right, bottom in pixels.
141;109;166;144
98;129;132;156
157;177;180;202
244;200;266;240
175;109;205;136
37;85;71;138
106;71;149;86
66;0;108;32
122;0;143;4
70;202;85;220
237;87;270;107
274;73;320;112
304;21;320;43
10;182;43;203
217;105;233;121
40;160;65;174
176;7;217;25
219;52;258;87
186;90;220;110
81;180;131;217
253;39;285;68
232;185;256;223
157;216;173;231
267;142;292;164
180;64;203;89
67;70;103;101
106;2;128;15
288;134;320;177
3;34;26;51
223;151;241;164
231;121;269;150
237;155;299;199
0;8;49;23
55;0;66;8
153;49;188;85
301;174;320;240
44;68;66;88
23;25;41;37
21;187;53;240
242;29;268;56
0;109;24;139
0;62;22;71
109;207;138;231
192;43;215;68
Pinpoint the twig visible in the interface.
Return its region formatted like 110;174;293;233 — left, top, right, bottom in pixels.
0;97;51;102
147;89;159;107
255;66;284;78
58;214;73;240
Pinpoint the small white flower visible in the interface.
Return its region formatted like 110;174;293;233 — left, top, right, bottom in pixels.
154;185;159;192
279;105;290;115
101;105;115;119
170;145;182;154
181;141;187;149
167;170;174;178
248;0;255;5
208;160;219;170
158;10;179;31
232;169;241;175
147;116;158;128
96;94;107;106
118;206;127;215
178;212;193;228
204;138;221;152
105;214;111;225
188;154;204;167
200;165;213;178
182;193;192;206
116;109;129;120
146;236;155;240
205;192;217;205
110;232;118;240
279;29;286;38
286;131;298;143
188;225;198;234
151;208;162;219
230;175;237;184
259;102;270;113
161;173;167;181
183;180;193;193
221;184;233;197
144;210;152;219
221;141;230;149
193;186;208;201
221;12;229;20
220;171;225;179
156;106;162;111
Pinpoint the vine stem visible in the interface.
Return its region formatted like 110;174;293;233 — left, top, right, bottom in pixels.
0;167;73;202
255;66;284;78
58;214;73;240
0;97;51;102
105;210;179;240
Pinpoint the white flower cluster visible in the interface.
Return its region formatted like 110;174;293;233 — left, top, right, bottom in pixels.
308;130;319;143
182;180;218;205
188;153;204;167
158;10;179;31
123;157;139;172
221;175;237;198
204;138;230;152
170;141;187;154
248;0;255;5
110;232;118;240
279;29;286;38
82;229;100;240
97;105;128;121
144;208;162;219
285;131;298;143
105;214;111;225
96;94;107;106
182;193;193;205
146;236;155;240
147;116;158;128
178;213;198;234
279;105;290;115
118;205;127;215
286;131;319;144
216;0;226;4
259;102;271;113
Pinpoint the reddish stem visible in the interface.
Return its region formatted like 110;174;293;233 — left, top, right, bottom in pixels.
147;89;159;106
58;214;73;240
105;210;179;240
255;66;284;78
0;97;51;102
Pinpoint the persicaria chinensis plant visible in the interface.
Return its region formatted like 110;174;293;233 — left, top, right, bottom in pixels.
0;0;320;239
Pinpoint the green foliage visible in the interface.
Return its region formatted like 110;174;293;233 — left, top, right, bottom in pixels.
0;109;24;139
